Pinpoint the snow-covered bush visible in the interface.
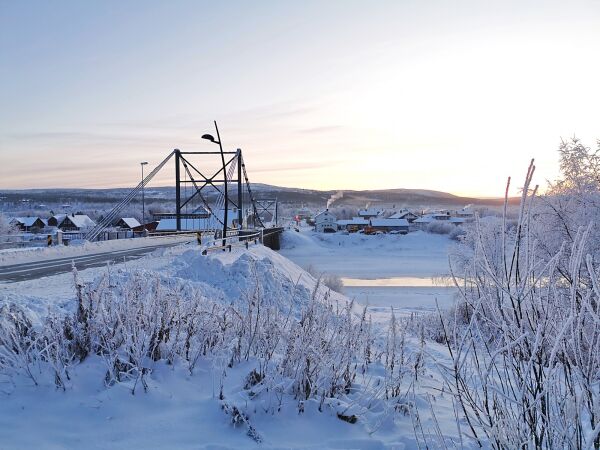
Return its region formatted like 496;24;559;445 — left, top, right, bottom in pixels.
441;159;600;448
0;214;18;243
448;225;466;241
425;221;454;235
305;264;344;293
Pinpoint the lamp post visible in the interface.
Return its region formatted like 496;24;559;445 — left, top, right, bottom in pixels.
202;121;228;247
140;161;148;230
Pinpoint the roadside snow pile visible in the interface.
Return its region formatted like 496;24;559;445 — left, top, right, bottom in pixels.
172;246;337;311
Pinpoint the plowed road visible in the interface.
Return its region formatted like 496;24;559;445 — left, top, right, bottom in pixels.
0;241;191;283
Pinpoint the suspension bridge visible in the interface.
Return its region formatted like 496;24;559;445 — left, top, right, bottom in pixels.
84;122;283;251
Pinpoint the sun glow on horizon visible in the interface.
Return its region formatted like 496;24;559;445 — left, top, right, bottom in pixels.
1;1;599;197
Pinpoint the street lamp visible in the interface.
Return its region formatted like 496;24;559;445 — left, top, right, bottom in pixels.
140;161;148;230
202;121;228;247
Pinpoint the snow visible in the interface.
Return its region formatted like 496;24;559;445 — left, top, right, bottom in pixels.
279;228;457;320
0;232;460;449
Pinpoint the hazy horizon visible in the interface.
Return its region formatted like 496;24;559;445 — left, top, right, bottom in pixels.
1;1;599;196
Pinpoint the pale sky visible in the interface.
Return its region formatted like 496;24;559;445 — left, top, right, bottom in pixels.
1;0;599;197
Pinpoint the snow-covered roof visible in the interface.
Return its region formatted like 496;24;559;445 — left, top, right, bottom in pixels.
358;208;381;217
60;214;96;229
336;218;369;226
449;217;466;223
370;218;409;227
11;217;43;227
413;215;435;223
315;210;335;219
118;217;141;228
389;211;416;219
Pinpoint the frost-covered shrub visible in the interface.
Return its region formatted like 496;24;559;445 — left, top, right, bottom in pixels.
0;264;389;407
448;226;466;241
442;159;600;449
425;221;454;235
0;214;18;243
305;265;344;293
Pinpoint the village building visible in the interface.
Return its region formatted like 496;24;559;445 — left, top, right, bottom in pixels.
10;216;46;232
412;214;435;230
132;221;159;232
388;210;419;223
454;206;475;221
57;214;96;232
357;208;382;219
336;217;369;232
314;209;337;233
47;214;67;227
369;218;409;234
115;217;141;230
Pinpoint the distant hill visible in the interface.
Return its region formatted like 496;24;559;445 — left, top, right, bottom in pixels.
0;184;516;209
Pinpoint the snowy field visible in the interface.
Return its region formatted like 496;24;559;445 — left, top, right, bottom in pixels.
279;228;457;320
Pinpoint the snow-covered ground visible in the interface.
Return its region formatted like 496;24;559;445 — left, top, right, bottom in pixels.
0;235;461;449
279;228;457;320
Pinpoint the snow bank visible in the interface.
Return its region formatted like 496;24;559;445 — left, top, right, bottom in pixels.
0;235;194;266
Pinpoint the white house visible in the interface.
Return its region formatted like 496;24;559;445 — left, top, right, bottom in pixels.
58;214;96;232
454;206;475;221
357;208;382;219
315;209;337;233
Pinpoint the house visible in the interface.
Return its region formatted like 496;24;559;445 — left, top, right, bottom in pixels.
432;211;452;220
10;216;46;232
132;221;159;232
314;209;337;233
115;217;141;230
388;210;419;223
357;208;382;220
336;217;369;232
369;218;409;234
58;214;96;231
412;215;435;230
455;206;475;221
48;214;67;227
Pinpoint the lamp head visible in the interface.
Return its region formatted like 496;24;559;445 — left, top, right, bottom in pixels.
201;134;217;144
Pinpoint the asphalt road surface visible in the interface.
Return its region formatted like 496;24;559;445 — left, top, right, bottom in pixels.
0;241;191;283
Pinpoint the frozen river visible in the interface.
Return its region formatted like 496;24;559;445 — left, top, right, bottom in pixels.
279;229;457;320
